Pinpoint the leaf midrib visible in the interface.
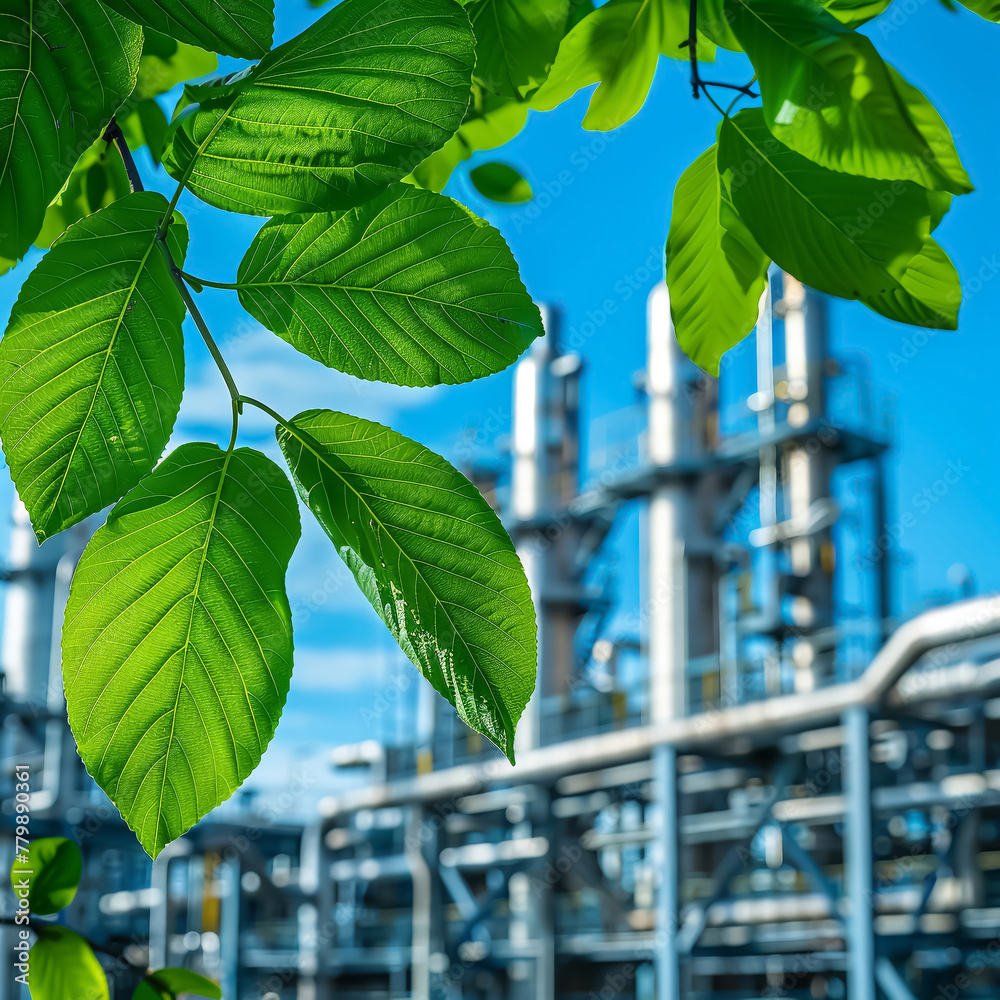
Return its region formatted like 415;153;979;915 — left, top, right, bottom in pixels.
154;448;235;847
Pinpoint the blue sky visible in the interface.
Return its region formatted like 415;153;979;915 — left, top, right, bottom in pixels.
1;0;997;809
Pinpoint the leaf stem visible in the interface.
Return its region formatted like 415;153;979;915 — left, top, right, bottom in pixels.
160;247;243;412
179;270;238;291
160;179;187;239
239;394;291;430
104;119;144;193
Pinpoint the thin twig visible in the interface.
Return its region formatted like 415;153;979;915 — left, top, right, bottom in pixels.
104;120;144;194
686;0;759;103
689;0;699;98
159;248;243;413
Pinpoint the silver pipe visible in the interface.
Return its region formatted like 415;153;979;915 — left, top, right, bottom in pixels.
320;595;1000;817
33;552;78;812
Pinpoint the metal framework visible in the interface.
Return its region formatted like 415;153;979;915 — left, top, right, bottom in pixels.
3;275;1000;1000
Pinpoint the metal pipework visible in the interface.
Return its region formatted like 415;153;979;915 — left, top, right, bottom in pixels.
844;705;875;1000
319;594;1000;815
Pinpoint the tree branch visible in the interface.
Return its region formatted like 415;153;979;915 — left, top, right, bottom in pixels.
686;0;759;103
104;120;144;194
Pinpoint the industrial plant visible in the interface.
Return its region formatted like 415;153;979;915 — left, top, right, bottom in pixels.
3;275;1000;1000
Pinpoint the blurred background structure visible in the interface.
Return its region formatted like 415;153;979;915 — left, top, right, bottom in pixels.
4;276;1000;1000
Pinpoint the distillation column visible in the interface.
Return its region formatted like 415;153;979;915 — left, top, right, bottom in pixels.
645;283;713;999
780;277;836;690
509;306;581;1000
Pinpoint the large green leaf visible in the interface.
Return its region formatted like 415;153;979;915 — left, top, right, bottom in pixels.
134;969;221;1000
466;0;575;98
46;0;143;142
0;0;143;264
9;837;81;916
236;185;542;387
666;145;770;375
718;109;960;329
63;444;300;858
699;0;743;49
531;0;715;130
955;0;1000;19
725;0;972;195
163;0;475;216
277;410;536;761
100;0;273;60
0;192;188;542
29;928;108;1000
410;94;528;193
0;8;75;260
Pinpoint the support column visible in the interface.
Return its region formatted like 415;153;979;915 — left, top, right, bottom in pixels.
645;284;687;999
654;744;679;999
844;706;875;1000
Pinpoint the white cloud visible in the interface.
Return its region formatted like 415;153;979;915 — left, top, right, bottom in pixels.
292;646;405;691
176;326;442;437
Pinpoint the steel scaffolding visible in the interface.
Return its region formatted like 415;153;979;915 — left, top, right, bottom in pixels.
3;275;1000;1000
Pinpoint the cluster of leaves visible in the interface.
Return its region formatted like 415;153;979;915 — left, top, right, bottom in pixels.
516;0;987;374
0;0;991;877
0;0;543;862
10;837;220;1000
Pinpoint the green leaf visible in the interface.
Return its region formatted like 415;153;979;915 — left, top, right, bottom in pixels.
954;0;1000;19
46;0;143;142
0;1;143;263
162;0;475;216
466;0;576;99
34;139;132;249
666;145;770;375
718;109;960;329
470;162;534;203
10;837;81;916
236;185;542;387
135;969;222;1000
132;31;218;103
410;94;528;194
0;192;188;543
276;410;536;761
63;444;300;858
531;0;715;130
725;0;972;195
29;928;108;1000
100;0;273;60
821;0;892;27
0;8;75;260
